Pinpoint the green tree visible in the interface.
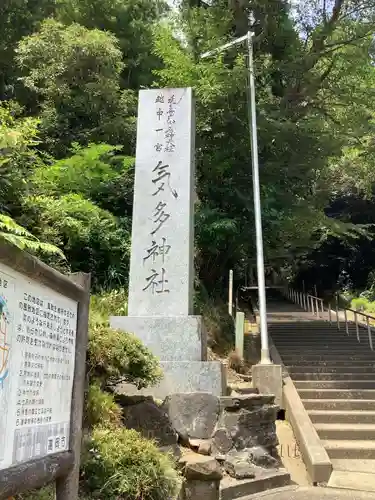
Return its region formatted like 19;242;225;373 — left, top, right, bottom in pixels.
21;194;130;289
0;0;56;100
153;0;375;290
57;0;169;89
16;19;136;157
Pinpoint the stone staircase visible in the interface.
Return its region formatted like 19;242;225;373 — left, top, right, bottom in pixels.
269;303;375;492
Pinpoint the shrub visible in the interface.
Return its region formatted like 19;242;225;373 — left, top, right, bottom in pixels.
82;427;182;500
90;288;128;319
200;298;235;354
85;382;122;429
227;350;245;373
16;485;54;500
87;321;162;389
351;297;370;311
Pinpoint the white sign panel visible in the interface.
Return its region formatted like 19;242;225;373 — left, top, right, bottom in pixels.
0;262;77;470
128;88;195;317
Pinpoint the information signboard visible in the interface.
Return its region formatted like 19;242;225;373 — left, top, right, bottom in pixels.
0;261;77;471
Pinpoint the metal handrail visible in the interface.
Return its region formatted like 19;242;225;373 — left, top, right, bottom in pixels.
284;287;375;351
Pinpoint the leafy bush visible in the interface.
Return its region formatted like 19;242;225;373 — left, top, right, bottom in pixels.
90;288;128;320
351;297;370;311
21;193;131;289
199;297;235;354
365;301;375;314
87;320;162;389
85;382;122;429
82;427;181;500
16;485;55;500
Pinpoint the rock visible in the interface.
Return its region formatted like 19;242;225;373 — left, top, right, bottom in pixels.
121;398;177;447
189;438;212;456
115;394;153;406
211;428;233;454
224;451;256;480
217;408;278;450
220;395;275;411
181;453;223;481
183;480;220;500
248;445;279;468
162;393;220;439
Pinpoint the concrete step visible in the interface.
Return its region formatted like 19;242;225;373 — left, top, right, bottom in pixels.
281;354;375;361
309;410;375;424
294;380;375;390
271;327;367;332
277;345;373;350
302;399;375;411
315;423;375;440
298;389;375;400
292;372;375;381
287;365;375;374
220;470;291;500
331;459;375;474
322;439;375;459
274;333;370;338
272;330;370;336
328;469;375;492
284;359;375;366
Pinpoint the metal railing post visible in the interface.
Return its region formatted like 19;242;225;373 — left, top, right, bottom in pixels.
355;312;360;343
344;309;348;335
321;300;324;317
367;317;373;351
336;298;340;330
316;298;320;318
328;303;332;324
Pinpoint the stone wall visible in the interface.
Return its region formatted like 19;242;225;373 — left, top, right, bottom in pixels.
117;391;288;500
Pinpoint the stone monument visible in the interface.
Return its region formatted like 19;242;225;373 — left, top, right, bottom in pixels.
110;88;225;398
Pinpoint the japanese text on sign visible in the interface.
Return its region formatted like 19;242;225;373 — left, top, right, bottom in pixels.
0;262;77;470
142;92;180;295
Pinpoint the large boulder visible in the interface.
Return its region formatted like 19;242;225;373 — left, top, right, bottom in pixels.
162;393;220;439
217;407;278;450
119;395;177;447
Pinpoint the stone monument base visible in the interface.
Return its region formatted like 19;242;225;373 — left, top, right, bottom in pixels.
252;363;282;407
115;361;226;399
110;316;226;398
110;315;207;361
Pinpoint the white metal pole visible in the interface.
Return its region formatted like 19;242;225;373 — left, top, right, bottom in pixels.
246;31;270;364
228;269;234;316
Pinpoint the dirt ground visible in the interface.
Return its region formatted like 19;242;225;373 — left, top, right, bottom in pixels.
276;420;310;486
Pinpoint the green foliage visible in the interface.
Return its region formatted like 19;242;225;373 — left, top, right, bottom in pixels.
15;484;55;500
81;427;181;500
21;194;130;289
351;297;370;312
31;143;124;198
85;381;122;429
153;0;375;291
195;289;235;353
0;214;64;258
88;317;162;390
57;0;169;89
90;288;128;321
0;101;41;211
16;19;136;156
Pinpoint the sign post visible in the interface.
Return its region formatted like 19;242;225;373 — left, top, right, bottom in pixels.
0;241;90;500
